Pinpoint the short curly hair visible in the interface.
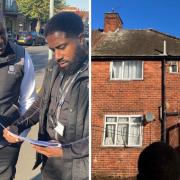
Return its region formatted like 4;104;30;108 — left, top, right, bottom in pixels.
44;12;84;38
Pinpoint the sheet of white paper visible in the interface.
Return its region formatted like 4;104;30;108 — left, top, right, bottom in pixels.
7;130;61;147
0;122;61;147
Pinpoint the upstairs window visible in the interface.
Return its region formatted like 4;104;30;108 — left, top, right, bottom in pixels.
5;0;17;11
103;115;143;147
110;61;143;80
169;61;178;73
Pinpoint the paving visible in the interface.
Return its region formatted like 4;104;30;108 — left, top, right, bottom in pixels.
15;125;41;180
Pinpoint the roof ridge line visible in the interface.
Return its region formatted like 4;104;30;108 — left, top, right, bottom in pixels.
148;28;180;40
93;28;180;40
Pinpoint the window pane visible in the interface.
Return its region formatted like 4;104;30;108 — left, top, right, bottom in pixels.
116;124;128;145
129;124;141;145
118;117;128;122
136;61;142;78
106;117;117;122
111;61;142;80
170;61;178;73
112;61;122;79
171;65;178;72
123;61;142;79
104;124;116;145
123;61;129;79
129;61;142;79
130;117;142;123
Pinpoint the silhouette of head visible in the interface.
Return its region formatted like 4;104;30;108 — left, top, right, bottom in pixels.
137;141;180;180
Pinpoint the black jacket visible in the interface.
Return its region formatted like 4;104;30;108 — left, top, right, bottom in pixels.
0;42;25;146
12;58;89;179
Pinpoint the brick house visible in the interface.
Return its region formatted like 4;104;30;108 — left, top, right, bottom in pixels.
92;12;180;178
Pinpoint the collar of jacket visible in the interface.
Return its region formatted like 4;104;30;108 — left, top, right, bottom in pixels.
76;55;88;77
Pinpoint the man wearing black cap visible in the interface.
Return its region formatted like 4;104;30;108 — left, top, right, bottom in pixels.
4;12;89;180
0;15;36;179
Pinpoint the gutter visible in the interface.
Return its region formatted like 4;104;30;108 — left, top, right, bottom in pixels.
92;55;180;61
166;112;180;117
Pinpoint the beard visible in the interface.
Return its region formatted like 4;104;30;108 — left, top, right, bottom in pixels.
59;47;87;76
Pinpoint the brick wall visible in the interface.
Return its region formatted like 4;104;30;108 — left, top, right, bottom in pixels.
104;13;123;33
92;60;180;177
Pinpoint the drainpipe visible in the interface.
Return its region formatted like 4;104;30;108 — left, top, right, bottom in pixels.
161;41;167;143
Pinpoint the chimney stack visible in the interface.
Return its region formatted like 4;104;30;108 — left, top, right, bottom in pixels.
104;12;123;33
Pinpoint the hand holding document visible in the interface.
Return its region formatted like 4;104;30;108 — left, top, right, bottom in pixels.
8;131;62;147
1;123;61;147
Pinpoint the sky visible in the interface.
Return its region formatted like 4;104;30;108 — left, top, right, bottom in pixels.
92;0;180;38
66;0;89;11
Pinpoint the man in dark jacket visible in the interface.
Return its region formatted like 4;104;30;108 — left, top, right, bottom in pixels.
0;15;36;179
4;12;89;180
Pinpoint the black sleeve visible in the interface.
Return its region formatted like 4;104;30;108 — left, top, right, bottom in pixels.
9;93;41;134
9;60;55;135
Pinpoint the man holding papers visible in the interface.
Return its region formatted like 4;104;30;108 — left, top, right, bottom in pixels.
4;12;89;180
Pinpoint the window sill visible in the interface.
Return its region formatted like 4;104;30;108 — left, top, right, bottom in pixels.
110;78;144;81
100;145;143;148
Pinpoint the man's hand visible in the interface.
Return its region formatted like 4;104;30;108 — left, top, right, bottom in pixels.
3;128;21;143
32;145;63;157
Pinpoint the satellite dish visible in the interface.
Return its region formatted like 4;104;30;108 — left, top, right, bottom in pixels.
145;112;155;122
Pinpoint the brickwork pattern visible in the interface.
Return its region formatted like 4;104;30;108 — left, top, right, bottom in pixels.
92;60;180;177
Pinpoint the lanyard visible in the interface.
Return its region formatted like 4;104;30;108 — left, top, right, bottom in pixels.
56;70;81;121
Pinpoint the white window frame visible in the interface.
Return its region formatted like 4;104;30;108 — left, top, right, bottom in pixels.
169;61;178;73
103;115;143;147
110;61;144;81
